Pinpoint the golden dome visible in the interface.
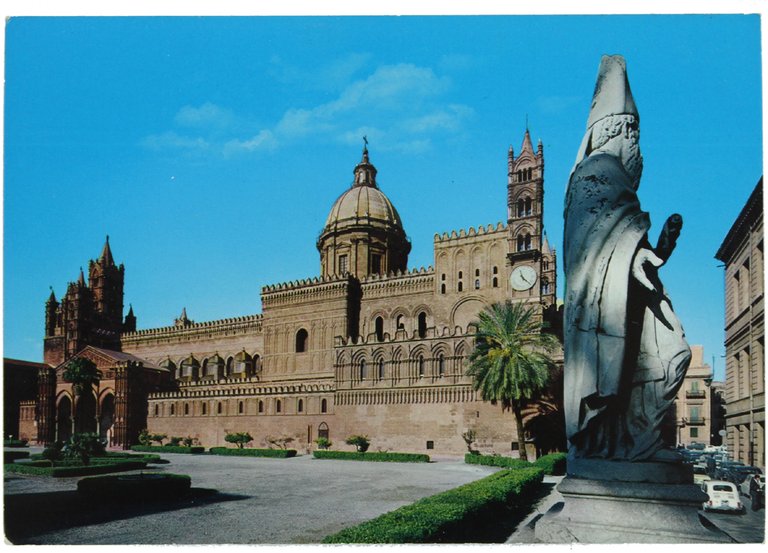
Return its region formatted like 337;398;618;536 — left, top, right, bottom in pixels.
323;184;404;231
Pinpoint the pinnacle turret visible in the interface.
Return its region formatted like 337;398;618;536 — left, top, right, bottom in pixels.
100;235;115;267
352;138;378;188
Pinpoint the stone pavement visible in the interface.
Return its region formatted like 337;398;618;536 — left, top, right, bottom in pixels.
505;474;564;543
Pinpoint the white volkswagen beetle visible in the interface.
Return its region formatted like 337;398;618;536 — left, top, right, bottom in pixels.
702;480;744;513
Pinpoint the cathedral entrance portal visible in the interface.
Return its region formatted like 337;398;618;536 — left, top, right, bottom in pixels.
318;422;329;440
99;393;115;446
74;391;97;434
56;396;72;443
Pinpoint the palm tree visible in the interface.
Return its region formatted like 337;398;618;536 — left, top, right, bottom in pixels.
62;357;101;397
466;301;559;461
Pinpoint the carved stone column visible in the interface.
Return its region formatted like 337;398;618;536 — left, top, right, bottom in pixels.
36;367;56;446
113;364;129;449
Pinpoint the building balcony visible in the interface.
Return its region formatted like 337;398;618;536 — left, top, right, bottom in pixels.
688;417;706;426
686;390;706;399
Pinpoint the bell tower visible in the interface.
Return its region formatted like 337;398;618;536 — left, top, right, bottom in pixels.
506;128;555;306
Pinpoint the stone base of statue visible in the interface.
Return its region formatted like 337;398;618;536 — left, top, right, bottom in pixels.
534;459;734;543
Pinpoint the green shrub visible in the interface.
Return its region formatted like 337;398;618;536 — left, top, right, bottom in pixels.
41;445;64;464
313;450;430;463
5;460;146;477
345;435;370;452
533;452;567;475
3;439;29;448
138;429;152;446
64;433;106;465
130;445;205;454
209;447;297;458
464;453;531;470
168;436;183;447
77;473;191;500
323;467;543;543
4;451;30;463
315;437;332;450
182;436;195;447
224;432;254;449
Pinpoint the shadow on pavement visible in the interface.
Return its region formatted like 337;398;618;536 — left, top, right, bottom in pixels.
4;488;249;544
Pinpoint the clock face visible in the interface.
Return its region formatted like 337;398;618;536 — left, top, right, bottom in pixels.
510;266;537;291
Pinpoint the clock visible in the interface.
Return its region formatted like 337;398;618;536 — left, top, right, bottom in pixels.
510;266;537;291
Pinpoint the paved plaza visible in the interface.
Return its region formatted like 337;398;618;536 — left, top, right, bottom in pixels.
4;450;500;545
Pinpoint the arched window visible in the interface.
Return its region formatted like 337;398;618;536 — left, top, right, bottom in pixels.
297;399;304;413
493;277;499;288
528;167;533;180
458;281;463;292
517;170;522;181
202;403;207;415
258;400;264;413
375;317;384;342
517;198;525;217
517;235;525;252
474;279;480;290
542;279;550;294
276;399;282;413
184;403;189;415
238;401;244;414
296;328;309;352
217;402;223;414
525;234;532;250
378;359;385;379
525;197;532;216
441;283;446;294
154;404;159;416
418;312;427;338
253;354;261;373
226;357;234;377
359;359;367;381
396;314;405;330
418;356;425;378
170;404;175;416
438;355;445;377
321;398;327;413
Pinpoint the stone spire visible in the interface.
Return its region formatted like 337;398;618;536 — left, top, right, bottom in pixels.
47;286;57;304
77;267;86;287
174;307;193;327
100;235;115;267
521;128;534;155
352;138;378;189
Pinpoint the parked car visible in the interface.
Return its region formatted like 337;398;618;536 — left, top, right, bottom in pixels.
728;465;762;485
701;480;744;513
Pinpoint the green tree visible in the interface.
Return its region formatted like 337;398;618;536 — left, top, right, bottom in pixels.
64;432;106;465
224;432;253;449
466;301;559;461
62;357;101;396
345;435;370;453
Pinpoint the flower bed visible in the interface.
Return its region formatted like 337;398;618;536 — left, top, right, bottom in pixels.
313;450;430;463
77;473;191;500
4;460;147;477
130;445;205;454
208;447;297;458
322;467;543;543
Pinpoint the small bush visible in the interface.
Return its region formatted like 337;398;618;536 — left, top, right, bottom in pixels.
64;433;106;465
224;432;254;449
5;460;146;477
130;445;205;454
345;435;370;453
322;467;543;543
533;452;567;476
315;437;332;450
464;453;531;470
168;437;183;447
182;436;195;447
138;429;152;446
41;445;64;464
314;450;429;463
4;451;30;463
209;447;297;458
77;473;191;500
265;436;295;450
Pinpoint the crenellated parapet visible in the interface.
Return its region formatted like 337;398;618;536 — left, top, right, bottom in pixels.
433;222;506;244
121;314;263;346
148;380;334;401
261;275;354;308
360;266;434;298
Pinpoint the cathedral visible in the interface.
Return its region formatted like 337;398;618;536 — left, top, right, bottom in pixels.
22;130;559;456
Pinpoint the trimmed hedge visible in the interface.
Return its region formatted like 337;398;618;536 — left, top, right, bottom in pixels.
464;452;567;476
533;453;567;476
130;445;205;454
4;451;30;463
4;460;147;477
3;439;29;447
28;452;166;464
464;454;531;470
209;447;297;458
314;450;430;463
77;473;191;500
323;467;543;543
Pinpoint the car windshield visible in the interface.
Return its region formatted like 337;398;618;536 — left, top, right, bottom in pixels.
712;484;734;492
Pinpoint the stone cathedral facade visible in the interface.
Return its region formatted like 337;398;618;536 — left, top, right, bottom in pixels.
26;130;558;456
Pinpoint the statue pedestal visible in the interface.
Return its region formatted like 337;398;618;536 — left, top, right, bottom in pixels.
534;460;733;543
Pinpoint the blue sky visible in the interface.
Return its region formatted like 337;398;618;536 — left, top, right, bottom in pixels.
3;14;763;381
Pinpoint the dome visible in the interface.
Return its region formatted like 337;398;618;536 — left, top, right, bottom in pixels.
323;184;404;231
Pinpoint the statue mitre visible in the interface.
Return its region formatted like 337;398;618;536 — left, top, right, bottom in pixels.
572;55;640;173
